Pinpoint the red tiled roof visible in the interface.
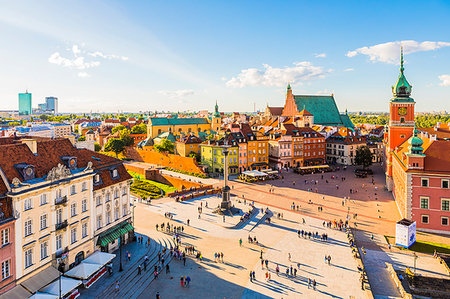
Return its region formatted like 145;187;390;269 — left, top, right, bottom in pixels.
298;109;313;116
0;138;131;194
268;107;284;116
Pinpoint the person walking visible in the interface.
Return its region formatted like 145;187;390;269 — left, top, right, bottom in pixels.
180;276;184;287
115;281;119;293
307;278;311;289
156;291;160;299
276;264;280;276
239;238;242;247
166;264;170;273
186;275;191;286
313;279;317;290
294;268;297;277
250;271;253;282
265;259;269;269
138;265;142;275
288;253;291;261
327;255;331;265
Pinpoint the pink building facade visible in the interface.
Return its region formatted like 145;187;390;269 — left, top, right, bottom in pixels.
0;197;16;294
410;174;450;234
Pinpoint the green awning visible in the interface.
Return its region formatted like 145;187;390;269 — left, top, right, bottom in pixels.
96;222;134;247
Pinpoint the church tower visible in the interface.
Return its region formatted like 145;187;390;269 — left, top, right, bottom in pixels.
385;47;416;190
211;100;222;132
282;83;299;117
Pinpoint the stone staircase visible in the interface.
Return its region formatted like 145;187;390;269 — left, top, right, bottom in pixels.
95;234;175;299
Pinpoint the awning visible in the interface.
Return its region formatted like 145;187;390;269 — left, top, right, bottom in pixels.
96;222;134;247
0;285;31;299
250;162;269;167
21;266;60;294
241;170;268;177
65;251;116;280
32;276;81;299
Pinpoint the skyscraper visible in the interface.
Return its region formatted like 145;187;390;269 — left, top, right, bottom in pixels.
45;96;58;114
18;92;32;115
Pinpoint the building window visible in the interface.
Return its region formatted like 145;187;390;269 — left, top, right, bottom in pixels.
25;249;33;269
56;208;62;224
420;197;429;209
421;215;429;224
70;185;76;195
40;194;48;205
24;198;32;211
115;207;119;220
40;214;47;230
122;187;127;196
114;189;119;199
71;228;77;244
82;223;88;238
97;215;102;230
1;228;10;246
56;234;62;251
123;204;127;217
24;219;32;237
82;199;87;212
106;193;111;202
96;196;102;206
421;178;429;187
442;217;449;226
82;182;87;191
106;212;111;225
2;260;10;279
94;174;100;183
442;199;450;211
71;203;77;217
442;180;449;189
112;169;118;178
41;241;48;260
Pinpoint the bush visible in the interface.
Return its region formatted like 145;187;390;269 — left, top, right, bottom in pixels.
165;167;207;178
130;179;162;199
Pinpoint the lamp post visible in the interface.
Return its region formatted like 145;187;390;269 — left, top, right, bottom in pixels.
58;259;61;299
220;145;232;211
413;252;418;274
119;236;123;272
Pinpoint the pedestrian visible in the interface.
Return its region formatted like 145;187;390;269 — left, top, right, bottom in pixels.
324;255;327;264
288;253;291;261
156;291;160;299
276;264;280;276
128;252;131;261
115;281;119;293
183;256;186;266
313;279;317;290
250;271;253;282
290;265;293;275
308;278;311;289
187;219;190;226
286;267;289;276
186;275;191;286
252;271;256;281
328;255;331;265
294;268;297;277
138;265;142;275
166;264;170;273
261;259;264;269
180;276;184;287
239;238;242;247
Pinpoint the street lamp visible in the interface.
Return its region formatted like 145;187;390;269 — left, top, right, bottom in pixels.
413;252;418;274
119;236;123;272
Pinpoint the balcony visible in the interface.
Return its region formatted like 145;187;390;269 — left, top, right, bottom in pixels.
55;196;68;206
54;247;69;260
55;220;68;231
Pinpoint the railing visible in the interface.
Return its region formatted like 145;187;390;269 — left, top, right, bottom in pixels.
55;196;68;205
55;220;68;231
54;247;69;259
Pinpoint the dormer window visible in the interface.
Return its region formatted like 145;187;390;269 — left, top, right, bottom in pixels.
112;169;118;178
15;163;36;181
61;156;77;170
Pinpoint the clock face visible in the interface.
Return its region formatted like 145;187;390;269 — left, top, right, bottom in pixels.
398;107;407;116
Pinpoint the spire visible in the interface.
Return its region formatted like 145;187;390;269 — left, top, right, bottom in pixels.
400;45;404;73
392;45;413;100
287;82;291;90
213;100;220;117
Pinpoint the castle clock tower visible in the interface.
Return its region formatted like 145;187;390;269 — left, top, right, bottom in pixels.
385;47;416;191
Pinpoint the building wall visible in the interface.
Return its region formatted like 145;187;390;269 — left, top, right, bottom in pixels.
200;145;238;175
176;142;201;157
0;220;16;294
392;156;408;218
13;172;94;283
53;125;72;138
148;123;211;138
411;174;450;234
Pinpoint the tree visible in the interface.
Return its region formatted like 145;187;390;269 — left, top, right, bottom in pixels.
154;138;174;154
40;115;50;121
131;123;147;134
77;136;86;141
111;125;126;134
355;145;373;169
104;138;125;157
94;142;101;152
119;129;134;146
188;151;200;162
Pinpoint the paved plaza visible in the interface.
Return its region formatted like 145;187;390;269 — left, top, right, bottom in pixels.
85;163;449;299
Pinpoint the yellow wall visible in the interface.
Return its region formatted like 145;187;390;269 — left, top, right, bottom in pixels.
148;123;212;138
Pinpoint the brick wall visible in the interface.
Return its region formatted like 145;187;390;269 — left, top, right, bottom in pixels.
125;147;205;174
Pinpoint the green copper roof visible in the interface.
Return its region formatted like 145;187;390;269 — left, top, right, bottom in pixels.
150;117;209;126
213;100;221;117
293;95;353;127
340;113;355;128
391;47;414;102
154;131;176;143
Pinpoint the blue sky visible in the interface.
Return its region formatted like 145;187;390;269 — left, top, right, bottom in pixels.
0;0;449;113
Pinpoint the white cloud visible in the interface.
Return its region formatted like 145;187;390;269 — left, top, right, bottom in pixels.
315;89;333;95
48;52;100;69
77;72;90;78
226;62;330;88
439;74;450;86
88;51;128;61
158;89;195;99
72;45;81;56
344;68;354;72
315;53;326;58
346;40;450;64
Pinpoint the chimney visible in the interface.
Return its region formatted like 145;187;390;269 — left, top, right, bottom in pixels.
22;139;38;154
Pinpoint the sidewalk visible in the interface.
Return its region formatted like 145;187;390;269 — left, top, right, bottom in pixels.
79;233;155;298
